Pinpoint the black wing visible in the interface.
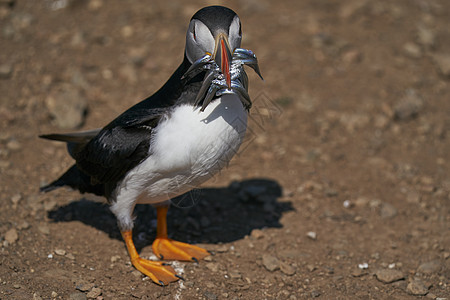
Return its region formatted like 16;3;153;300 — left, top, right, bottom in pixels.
41;56;201;191
69;57;196;185
39;111;164;196
73;113;161;185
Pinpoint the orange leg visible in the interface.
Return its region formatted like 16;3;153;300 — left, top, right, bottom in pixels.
152;206;210;262
121;231;180;285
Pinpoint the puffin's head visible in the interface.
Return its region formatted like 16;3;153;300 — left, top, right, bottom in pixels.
185;6;242;88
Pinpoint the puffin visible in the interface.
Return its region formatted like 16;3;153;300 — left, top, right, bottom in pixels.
40;5;261;285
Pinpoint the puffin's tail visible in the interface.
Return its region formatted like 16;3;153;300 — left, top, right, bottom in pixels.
39;128;101;159
39;129;105;196
40;164;105;196
39;128;101;143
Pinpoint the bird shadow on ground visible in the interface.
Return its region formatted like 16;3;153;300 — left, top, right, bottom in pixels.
48;178;293;251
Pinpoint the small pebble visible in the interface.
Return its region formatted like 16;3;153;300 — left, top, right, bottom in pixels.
11;194;21;205
306;264;316;272
325;188;338;197
215;245;228;253
250;229;265;239
17;221;30;230
0;63;13;79
432;53;450;77
403;42;422;58
110;255;121;263
417;260;441;275
380;202;397;218
45;84;87;129
358;263;369;269
33;293;43;300
228;270;241;279
38;224;50;235
86;287;102;299
311;290;321;298
203;255;213;261
120;25;134;38
341;49;362;64
44;200;57;212
6;139;21;151
417;25;435;48
306;231;317;240
262;254;280;272
426;293;437;299
352;267;368;277
54;249;66;256
394;90;424;120
343;200;352;208
375;269;404;283
280;262;296;276
205;262;219;273
407;279;429;296
4;228;18;244
70;31;86;48
76;280;94;292
88;0;103;11
118;64;137;83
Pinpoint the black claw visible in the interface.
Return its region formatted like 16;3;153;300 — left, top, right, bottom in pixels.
159;254;164;260
192;257;199;263
208;250;215;256
175;274;185;281
162;262;169;266
158;280;165;287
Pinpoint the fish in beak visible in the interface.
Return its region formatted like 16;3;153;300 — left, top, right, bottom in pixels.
212;33;233;90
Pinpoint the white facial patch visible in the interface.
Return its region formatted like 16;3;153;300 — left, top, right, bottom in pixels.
228;15;242;51
193;20;215;52
186;19;215;63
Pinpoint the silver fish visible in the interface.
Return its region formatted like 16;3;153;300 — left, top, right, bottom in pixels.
182;48;262;112
182;54;212;81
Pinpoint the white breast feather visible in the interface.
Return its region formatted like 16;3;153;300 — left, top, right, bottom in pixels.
114;94;248;207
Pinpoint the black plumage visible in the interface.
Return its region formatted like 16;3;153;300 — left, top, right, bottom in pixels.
40;56;204;199
191;6;238;35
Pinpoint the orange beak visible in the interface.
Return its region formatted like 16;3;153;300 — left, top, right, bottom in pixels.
213;33;232;89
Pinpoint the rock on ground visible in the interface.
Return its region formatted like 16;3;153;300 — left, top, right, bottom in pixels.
375;269;404;283
262;254;280;272
417;260;441;275
45;83;87;129
4;228;18;244
394;90;424;120
432;53;450;77
406;279;429;296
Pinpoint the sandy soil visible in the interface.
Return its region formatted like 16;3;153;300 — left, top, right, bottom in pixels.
0;0;449;299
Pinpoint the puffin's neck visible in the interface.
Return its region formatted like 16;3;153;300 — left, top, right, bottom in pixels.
155;55;191;100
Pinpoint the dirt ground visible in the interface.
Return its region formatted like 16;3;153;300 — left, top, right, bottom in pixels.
0;0;449;299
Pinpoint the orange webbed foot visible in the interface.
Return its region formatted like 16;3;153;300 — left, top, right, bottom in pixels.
152;237;210;262
131;256;181;286
122;230;182;285
153;206;210;262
